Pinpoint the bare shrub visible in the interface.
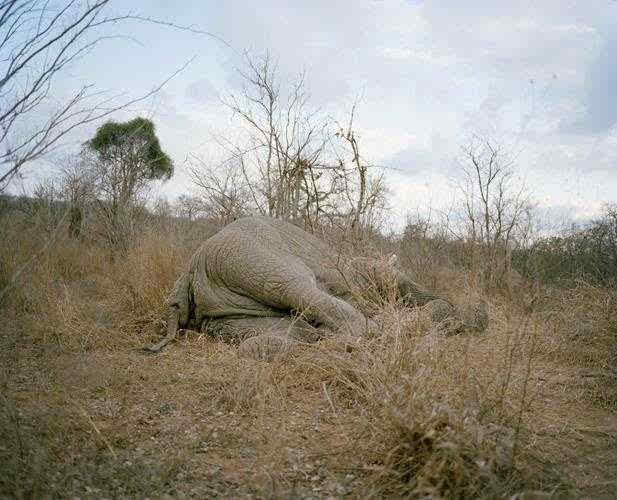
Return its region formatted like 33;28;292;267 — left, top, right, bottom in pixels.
60;157;96;239
13;178;66;237
189;157;251;224
454;136;534;289
398;212;461;292
533;283;617;410
0;212;193;350
189;51;389;234
175;194;207;221
287;297;543;497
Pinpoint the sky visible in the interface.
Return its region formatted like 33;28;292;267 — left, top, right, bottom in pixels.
12;0;617;228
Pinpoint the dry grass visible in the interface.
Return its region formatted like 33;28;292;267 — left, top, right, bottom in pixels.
1;217;616;498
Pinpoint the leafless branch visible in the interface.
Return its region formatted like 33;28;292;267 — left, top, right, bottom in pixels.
456;136;534;286
0;0;211;191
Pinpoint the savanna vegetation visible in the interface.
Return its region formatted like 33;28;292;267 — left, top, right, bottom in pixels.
1;2;616;499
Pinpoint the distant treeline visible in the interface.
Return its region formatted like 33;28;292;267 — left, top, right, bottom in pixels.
3;192;616;290
512;206;617;288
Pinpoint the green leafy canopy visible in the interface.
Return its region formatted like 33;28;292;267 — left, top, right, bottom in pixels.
87;117;173;180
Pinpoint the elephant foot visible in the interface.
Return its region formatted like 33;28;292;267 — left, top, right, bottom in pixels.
238;334;296;361
424;299;457;323
422;299;489;336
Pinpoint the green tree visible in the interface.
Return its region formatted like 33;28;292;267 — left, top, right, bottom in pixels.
87;117;173;204
86;117;173;250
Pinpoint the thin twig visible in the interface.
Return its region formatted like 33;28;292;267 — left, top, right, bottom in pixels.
322;381;338;418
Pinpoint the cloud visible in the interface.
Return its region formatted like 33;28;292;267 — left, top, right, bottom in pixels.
185;78;218;104
385;130;458;177
573;31;617;133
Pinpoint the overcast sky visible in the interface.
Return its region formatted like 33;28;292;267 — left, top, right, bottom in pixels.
17;0;617;227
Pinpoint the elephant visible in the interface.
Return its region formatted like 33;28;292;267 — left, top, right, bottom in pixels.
144;216;488;359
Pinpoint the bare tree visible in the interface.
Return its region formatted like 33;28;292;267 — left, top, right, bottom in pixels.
189;155;251;224
60;154;95;238
175;194;206;221
199;51;389;234
219;51;343;226
332;103;389;234
456;136;534;286
19;176;62;234
1;1;121;189
0;0;214;192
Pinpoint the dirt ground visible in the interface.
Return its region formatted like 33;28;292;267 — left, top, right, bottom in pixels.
2;319;616;499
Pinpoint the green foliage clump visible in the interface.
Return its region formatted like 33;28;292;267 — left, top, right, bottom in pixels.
87;117;173;181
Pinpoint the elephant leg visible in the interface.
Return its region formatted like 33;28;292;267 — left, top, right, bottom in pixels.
392;268;442;306
237;334;294;361
389;268;489;334
458;300;489;333
205;316;328;361
422;298;489;336
205;316;325;343
221;248;374;337
278;279;375;337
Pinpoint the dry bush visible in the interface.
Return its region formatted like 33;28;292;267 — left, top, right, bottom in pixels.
513;204;617;288
195;343;297;413
105;230;195;343
279;298;549;498
398;231;456;292
0;208;211;351
533;282;617;410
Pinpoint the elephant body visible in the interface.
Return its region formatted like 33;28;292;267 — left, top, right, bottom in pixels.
146;216;487;357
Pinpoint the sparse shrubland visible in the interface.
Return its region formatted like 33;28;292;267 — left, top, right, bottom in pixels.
1;190;616;498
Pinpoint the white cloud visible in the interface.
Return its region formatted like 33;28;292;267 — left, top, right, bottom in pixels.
185;78;218;104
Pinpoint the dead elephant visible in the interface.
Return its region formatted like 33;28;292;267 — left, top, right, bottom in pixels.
145;216;488;359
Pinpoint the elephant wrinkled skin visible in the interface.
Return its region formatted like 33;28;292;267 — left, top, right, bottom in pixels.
144;216;488;358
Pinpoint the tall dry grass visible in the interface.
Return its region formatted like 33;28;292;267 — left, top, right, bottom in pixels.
0;210;212;350
1;209;616;497
278;303;542;496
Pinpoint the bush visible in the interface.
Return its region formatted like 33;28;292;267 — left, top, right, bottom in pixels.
514;205;617;288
